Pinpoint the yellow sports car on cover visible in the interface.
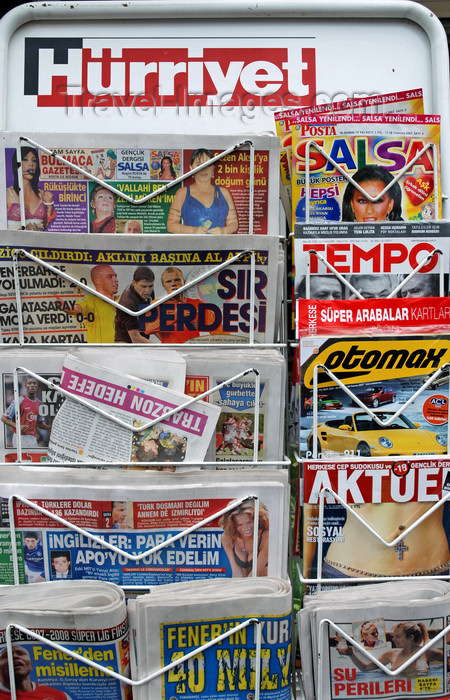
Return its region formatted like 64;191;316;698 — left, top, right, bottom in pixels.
307;411;447;457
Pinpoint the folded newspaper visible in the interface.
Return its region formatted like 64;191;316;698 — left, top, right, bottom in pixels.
127;577;292;700
0;467;289;585
0;230;282;345
0;132;280;236
0;347;187;463
298;579;450;700
0;580;130;699
46;354;221;465
181;348;286;463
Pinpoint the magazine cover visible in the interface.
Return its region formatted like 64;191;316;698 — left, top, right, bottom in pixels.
274;89;424;219
0;231;282;345
182;348;286;463
0;132;280;235
297;296;450;338
0;347;187;463
299;456;450;583
299;335;450;459
316;600;448;699
0;468;289;585
291;114;441;227
293;222;450;310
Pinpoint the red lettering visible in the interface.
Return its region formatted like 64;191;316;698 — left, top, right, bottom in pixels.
294;139;327;172
301;244;326;274
409;243;439;272
333;668;345;681
405;139;435;172
353;244;381;273
328;244;351;273
34;44;317;110
383;243;408;271
333;683;346;695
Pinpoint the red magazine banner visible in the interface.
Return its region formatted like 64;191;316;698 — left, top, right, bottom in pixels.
297;296;450;338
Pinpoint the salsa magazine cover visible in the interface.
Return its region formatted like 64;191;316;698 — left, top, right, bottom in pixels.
274;89;424;219
291;114;441;227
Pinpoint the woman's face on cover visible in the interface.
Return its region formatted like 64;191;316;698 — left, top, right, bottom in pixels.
192;152;214;180
22;150;39;180
362;625;379;646
234;513;254;538
93;188;116;217
351;180;394;222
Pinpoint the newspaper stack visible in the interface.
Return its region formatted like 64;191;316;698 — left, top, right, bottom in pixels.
298;579;450;700
0;231;283;345
0;132;280;235
0;580;130;699
128;576;292;700
0;466;289;585
0;347;187;463
181;348;286;464
46;354;221;465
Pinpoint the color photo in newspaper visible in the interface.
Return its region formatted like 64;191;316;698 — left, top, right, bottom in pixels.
0;624;131;700
0;231;281;345
316;600;449;699
0;468;288;585
0;132;280;235
299;335;450;459
182;348;286;463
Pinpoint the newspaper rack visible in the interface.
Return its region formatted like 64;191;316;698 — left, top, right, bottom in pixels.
11;244;287;348
4;618;264;699
10;363;289;468
315;617;450;700
15;135;256;229
8;493;264;586
2;2;450;700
